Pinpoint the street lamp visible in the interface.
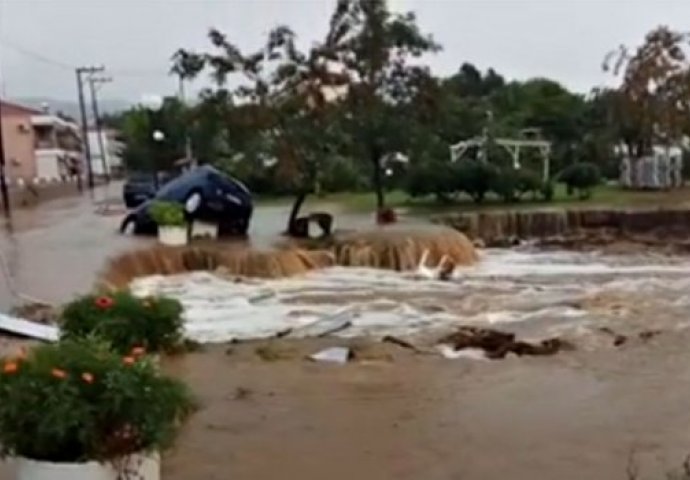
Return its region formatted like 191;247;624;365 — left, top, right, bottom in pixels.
140;94;164;189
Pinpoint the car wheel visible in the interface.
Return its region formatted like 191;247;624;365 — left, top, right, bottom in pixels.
120;214;136;234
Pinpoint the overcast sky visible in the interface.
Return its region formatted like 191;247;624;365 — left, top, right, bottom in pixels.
0;0;689;104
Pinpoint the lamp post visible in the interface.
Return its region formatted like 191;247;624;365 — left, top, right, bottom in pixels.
140;95;164;190
151;129;165;189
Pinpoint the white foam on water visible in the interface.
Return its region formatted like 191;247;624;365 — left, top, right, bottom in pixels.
130;250;690;343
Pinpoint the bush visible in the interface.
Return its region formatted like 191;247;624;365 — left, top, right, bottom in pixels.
558;162;601;199
490;167;519;202
149;201;185;227
61;291;184;355
456;161;496;203
514;170;543;199
540;181;555;201
0;338;195;462
404;161;455;202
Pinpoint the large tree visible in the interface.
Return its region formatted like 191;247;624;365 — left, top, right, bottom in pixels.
173;23;348;233
324;0;440;209
605;26;690;157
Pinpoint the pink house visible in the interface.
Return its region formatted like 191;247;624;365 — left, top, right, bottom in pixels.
0;100;41;182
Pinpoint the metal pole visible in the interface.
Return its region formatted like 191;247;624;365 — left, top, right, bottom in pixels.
88;76;110;182
0;97;11;217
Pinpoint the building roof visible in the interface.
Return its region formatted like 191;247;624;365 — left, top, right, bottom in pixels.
0;100;41;116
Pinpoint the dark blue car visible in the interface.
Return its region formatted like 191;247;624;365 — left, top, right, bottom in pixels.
120;165;253;236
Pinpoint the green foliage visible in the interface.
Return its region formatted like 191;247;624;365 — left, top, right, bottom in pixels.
149;201;186;227
456;161;497;203
558;162;602;199
61;291;184;354
540;181;555;201
490;168;519;202
0;338;195;462
405;160;453;201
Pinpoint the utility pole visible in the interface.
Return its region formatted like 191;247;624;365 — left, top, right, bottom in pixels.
0;94;11;217
76;65;104;190
88;75;112;183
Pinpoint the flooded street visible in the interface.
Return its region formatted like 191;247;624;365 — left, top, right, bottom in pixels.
1;189;690;479
158;336;690;480
0;186;373;309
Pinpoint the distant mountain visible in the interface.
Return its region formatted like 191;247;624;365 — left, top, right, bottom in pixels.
13;97;133;120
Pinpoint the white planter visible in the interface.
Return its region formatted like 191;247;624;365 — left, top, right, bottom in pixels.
16;453;159;480
158;226;187;246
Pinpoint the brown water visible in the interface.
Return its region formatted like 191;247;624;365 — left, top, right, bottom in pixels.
0;185;376;308
156;335;690;480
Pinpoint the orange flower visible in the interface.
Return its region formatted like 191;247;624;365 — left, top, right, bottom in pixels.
94;296;115;310
3;362;18;374
51;368;67;380
81;372;94;384
123;356;136;366
131;346;146;357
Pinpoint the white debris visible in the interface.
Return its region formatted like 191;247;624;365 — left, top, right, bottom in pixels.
309;347;351;364
0;313;59;342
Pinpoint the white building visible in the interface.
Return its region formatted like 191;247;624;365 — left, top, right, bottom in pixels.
87;128;123;177
31;113;83;181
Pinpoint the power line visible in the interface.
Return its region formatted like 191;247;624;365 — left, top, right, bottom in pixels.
0;36;75;71
0;37;170;78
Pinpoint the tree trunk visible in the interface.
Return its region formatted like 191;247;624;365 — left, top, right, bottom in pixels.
286;191;308;235
371;151;385;209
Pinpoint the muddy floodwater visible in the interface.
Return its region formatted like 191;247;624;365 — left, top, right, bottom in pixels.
0;184;371;307
1;190;690;479
133;249;690;349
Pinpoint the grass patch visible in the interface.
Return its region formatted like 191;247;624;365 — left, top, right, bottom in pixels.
255;183;690;214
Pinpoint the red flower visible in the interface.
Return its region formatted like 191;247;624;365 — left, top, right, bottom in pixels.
51;368;67;380
94;296;115;310
123;356;136;366
3;362;18;374
81;372;94;384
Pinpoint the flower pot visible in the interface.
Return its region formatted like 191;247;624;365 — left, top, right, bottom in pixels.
158;226;187;246
16;454;160;480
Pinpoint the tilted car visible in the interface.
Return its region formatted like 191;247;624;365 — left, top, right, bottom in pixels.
120;165;253;236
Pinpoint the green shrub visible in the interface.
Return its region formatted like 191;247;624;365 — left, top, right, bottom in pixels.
540;181;555;201
0;338;195;462
149;201;185;227
404;161;455;202
514;170;543;199
61;291;184;354
491;167;519;202
558;162;601;199
456;161;496;203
